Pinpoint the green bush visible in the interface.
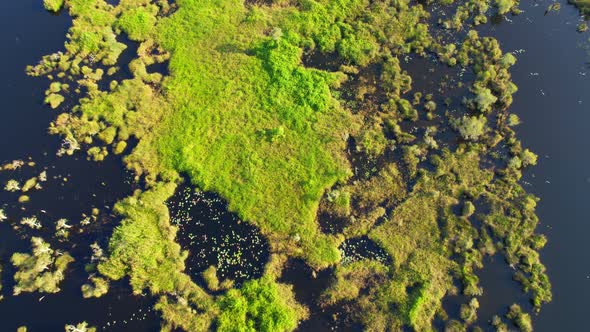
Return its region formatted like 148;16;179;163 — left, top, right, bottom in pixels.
216;277;301;332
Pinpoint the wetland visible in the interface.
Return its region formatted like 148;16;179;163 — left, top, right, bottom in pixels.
0;0;589;331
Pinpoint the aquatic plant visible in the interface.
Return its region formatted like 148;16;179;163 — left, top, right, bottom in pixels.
81;277;109;298
4;179;21;192
451;115;487;141
18;195;31;203
20;216;42;229
27;0;553;330
64;322;96;332
43;0;64;12
201;266;220;292
21;177;38;192
570;0;590;16
216;277;305;332
459;298;479;324
506;304;532;332
495;0;518;15
45;93;65;109
11;237;74;295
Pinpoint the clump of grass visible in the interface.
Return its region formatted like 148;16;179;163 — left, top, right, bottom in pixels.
65;322;95;332
81;277;109;298
11;237;74;295
216;277;306;332
43;0;64;12
115;5;158;41
201;266;220;292
45;93;65;109
5;179;21;192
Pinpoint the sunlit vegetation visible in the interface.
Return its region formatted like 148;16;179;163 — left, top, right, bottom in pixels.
43;0;65;12
11;237;74;295
216;277;306;332
28;0;553;330
570;0;590;15
506;304;533;332
65;322;96;332
81;277;109;298
451;115;487;141
4;179;20;192
97;182;192;294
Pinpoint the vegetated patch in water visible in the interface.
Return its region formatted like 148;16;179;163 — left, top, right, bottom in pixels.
0;154;161;331
339;236;391;266
166;183;270;288
442;255;533;331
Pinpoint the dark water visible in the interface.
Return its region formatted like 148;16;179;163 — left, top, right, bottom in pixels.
0;1;161;330
478;1;590;330
166;184;270;288
0;0;588;331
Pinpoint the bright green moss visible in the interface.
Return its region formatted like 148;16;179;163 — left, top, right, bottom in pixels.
153;0;354;268
43;0;64;12
116;5;158;41
216;277;304;332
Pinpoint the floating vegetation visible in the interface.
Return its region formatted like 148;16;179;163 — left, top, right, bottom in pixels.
64;322;95;332
4;179;21;192
339;236;390;266
20;216;42;229
166;184;270;286
43;0;64;13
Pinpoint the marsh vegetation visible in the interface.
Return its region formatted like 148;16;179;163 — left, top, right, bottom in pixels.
3;0;588;330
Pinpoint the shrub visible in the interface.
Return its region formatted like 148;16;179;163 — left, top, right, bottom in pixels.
216;277;302;332
451;115;487;141
115;6;158;41
506;304;532;332
81;277;109;298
